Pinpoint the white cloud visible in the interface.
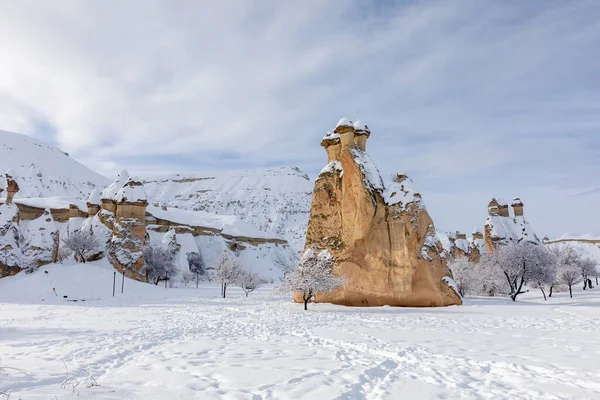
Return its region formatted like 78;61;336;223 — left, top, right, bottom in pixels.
0;0;599;236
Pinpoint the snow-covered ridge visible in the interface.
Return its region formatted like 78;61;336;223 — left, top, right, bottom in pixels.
0;130;109;199
143;167;313;249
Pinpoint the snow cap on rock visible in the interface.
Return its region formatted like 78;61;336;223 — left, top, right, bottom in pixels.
101;170;129;200
116;176;147;203
87;188;102;206
335;117;353;128
353;119;370;135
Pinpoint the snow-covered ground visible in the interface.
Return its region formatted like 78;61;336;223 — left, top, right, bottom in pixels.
1;263;600;399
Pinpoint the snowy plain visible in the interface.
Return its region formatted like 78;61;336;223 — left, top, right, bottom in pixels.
1;262;600;400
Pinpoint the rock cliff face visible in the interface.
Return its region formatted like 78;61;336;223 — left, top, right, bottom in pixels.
302;118;461;307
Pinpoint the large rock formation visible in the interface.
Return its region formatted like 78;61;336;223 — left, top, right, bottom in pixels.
301;118;461;307
484;197;540;253
107;175;148;280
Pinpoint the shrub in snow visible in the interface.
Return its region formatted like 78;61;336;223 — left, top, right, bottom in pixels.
187;251;207;288
62;230;101;263
275;248;346;310
237;268;261;297
212;251;243;298
57;247;73;264
143;244;177;285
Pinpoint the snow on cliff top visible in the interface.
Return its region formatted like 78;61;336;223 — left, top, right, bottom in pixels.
147;206;281;240
0;196;87;212
116;177;147;203
143;167;311;249
102;170;129;200
87;188;102;205
0;129;109;199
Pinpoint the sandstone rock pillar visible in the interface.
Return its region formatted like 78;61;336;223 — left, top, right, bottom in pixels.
512;198;524;217
110;177;148;280
300;117;461;307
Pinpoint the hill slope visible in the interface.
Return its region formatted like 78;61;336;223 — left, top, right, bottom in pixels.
0;129;109;199
144;167;313;248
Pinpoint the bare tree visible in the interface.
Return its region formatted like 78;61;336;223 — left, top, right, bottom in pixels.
143;244;177;285
187;251;206;288
559;264;580;298
529;252;557;301
580;257;596;290
549;244;583;298
213;251;243;298
237;268;261;297
273;250;299;279
447;258;480;297
274;248;346;310
482;242;554;301
62;230;101;263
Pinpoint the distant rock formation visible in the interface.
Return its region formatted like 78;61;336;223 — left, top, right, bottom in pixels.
441;229;486;264
484;197;540;253
301;118;461;307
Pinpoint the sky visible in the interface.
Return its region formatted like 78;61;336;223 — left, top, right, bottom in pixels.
0;0;599;238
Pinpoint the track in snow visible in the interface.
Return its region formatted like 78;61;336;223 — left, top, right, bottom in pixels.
1;286;600;399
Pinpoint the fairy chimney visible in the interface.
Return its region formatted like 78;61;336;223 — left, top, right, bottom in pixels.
321;131;342;163
497;199;509;217
5;170;19;205
334;117;355;148
301;117;461;307
86;188;101;216
472;230;483;241
512;198;524;217
110;176;148;279
353;119;371;152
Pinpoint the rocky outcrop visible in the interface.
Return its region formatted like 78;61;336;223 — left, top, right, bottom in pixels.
301;118;461;307
484;197;540;253
469;230;486;263
21;208;59;268
0;203;22;277
5;170;20;205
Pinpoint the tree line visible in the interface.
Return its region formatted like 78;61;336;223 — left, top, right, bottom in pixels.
449;242;599;301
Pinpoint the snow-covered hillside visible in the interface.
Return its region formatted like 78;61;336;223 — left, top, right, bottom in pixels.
0;130;109;200
144;167;313;249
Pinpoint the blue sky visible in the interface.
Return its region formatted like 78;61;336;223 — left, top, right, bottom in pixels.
0;0;599;237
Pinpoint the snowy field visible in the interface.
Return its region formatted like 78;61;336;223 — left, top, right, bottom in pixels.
1;263;600;399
